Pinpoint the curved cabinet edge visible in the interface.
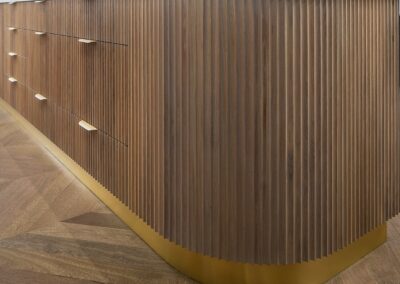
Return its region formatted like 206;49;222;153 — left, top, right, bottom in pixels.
0;98;387;284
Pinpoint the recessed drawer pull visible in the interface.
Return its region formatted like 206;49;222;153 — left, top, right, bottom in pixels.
8;27;16;31
79;120;97;132
8;52;17;57
34;94;47;101
34;31;46;36
8;77;17;83
78;39;96;44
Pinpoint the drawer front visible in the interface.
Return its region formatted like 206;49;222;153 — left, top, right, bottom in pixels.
0;18;4;89
3;4;15;27
24;2;47;32
53;107;127;196
0;5;4;27
4;0;127;44
5;28;27;59
1;76;10;104
47;0;127;44
14;29;27;58
5;54;26;86
18;89;54;140
0;74;3;102
3;28;11;60
47;35;128;144
5;2;46;31
14;80;26;115
26;30;49;96
2;74;25;109
47;34;74;110
71;39;128;144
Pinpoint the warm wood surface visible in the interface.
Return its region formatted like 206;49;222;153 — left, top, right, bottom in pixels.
0;0;399;266
329;218;400;284
0;107;195;284
2;106;400;283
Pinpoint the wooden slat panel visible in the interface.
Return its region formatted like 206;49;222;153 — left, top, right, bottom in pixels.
0;0;399;266
47;0;127;44
26;30;48;96
153;0;400;263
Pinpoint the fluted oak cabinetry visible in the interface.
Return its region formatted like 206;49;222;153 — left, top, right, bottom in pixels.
0;1;399;283
0;0;129;201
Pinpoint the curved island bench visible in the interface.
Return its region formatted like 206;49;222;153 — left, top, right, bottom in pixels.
0;0;398;283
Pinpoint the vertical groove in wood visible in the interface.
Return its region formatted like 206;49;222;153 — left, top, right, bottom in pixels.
0;0;398;265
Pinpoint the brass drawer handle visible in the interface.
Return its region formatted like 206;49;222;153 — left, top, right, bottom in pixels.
79;120;97;132
8;52;17;57
78;39;96;44
34;31;46;36
34;94;47;101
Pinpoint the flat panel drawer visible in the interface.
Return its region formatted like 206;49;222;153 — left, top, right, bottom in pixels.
53;107;127;196
47;0;127;45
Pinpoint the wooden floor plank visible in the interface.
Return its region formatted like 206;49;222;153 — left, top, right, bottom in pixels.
0;107;195;284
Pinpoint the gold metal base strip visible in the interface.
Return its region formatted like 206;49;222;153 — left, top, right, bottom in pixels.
0;98;387;284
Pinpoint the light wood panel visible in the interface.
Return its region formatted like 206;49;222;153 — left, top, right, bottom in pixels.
0;0;399;266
